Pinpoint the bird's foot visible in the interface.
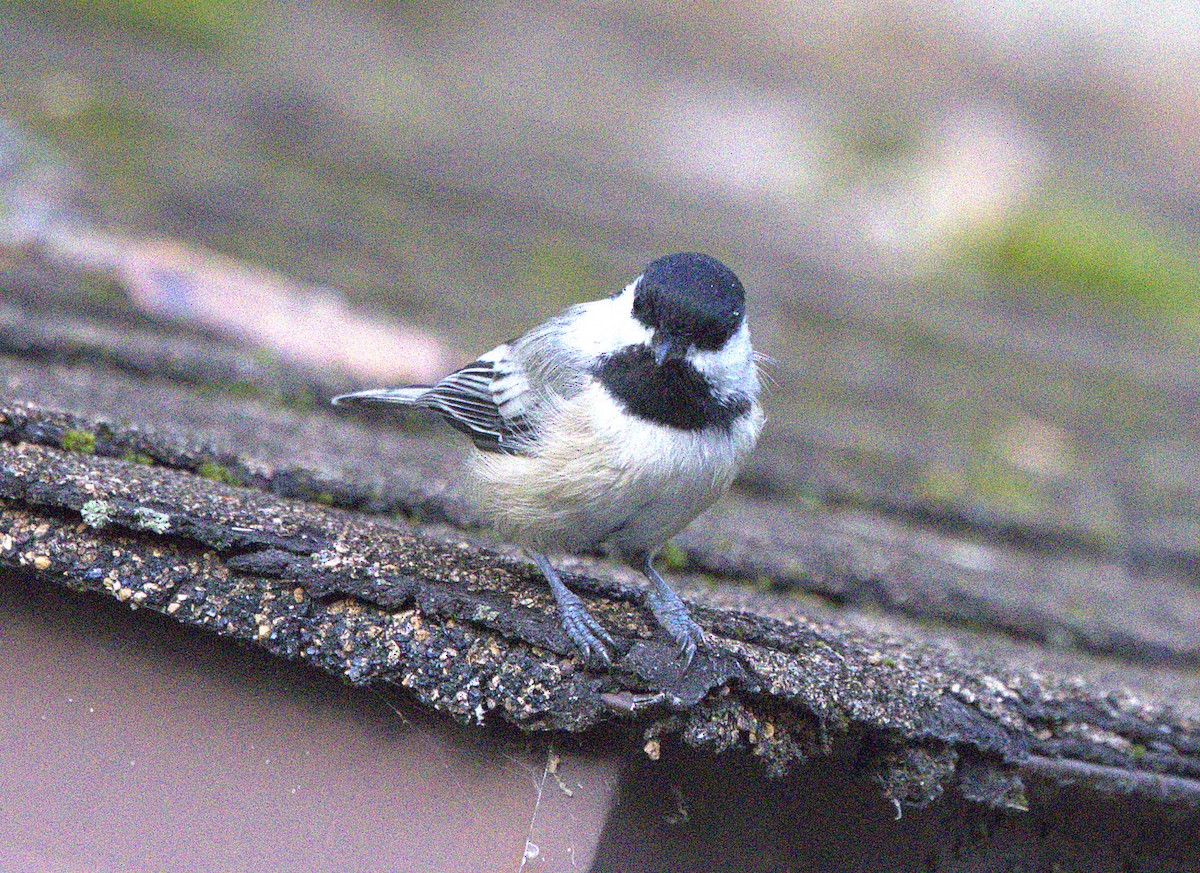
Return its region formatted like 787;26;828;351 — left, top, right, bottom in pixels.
555;587;616;664
530;550;615;664
641;554;707;670
645;591;706;670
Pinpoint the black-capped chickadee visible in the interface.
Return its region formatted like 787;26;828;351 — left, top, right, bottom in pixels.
333;252;763;666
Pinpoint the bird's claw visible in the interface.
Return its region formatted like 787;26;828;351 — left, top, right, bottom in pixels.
532;550;615;664
647;592;707;671
557;591;615;664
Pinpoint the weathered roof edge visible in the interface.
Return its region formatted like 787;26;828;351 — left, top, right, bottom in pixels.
2;402;1199;812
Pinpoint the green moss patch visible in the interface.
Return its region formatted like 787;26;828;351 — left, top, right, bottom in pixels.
60;428;96;454
967;201;1200;327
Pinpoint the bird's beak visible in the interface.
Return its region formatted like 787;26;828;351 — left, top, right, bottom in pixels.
652;337;674;366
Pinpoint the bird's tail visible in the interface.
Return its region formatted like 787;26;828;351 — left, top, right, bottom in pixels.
330;386;430;407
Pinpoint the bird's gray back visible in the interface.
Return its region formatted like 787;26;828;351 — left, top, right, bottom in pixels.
493;303;599;435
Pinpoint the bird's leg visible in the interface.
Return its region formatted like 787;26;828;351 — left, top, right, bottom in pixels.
640;553;706;669
529;550;615;663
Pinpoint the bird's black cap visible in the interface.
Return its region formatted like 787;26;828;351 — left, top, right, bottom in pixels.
632;252;745;350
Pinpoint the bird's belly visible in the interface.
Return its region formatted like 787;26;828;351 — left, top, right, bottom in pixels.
468;384;762;555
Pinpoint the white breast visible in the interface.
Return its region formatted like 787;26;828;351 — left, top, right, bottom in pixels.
468;382;764;557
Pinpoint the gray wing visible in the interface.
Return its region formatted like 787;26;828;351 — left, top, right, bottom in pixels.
333;304;598;455
332;343;537;455
413;304;598;452
421;345;536;453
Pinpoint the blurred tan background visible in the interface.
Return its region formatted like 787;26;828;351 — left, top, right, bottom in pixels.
5;0;1200;563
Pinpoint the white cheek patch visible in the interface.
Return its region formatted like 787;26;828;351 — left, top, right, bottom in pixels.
561;277;653;359
687;322;758;398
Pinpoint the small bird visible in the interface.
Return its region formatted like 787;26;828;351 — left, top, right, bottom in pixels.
333;252;764;666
